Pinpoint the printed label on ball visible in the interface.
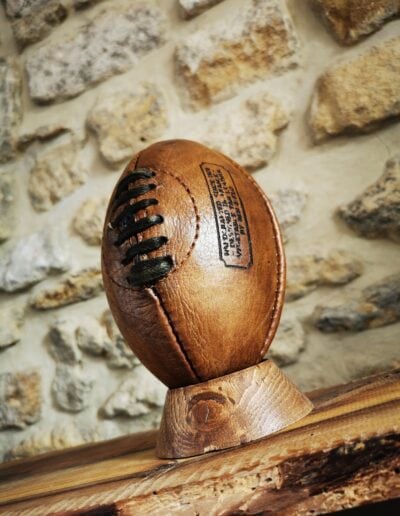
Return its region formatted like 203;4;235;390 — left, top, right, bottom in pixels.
201;162;253;269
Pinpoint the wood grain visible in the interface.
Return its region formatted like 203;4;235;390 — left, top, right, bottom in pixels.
0;369;399;515
157;359;313;458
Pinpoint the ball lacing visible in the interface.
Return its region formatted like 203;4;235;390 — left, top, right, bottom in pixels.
110;168;173;287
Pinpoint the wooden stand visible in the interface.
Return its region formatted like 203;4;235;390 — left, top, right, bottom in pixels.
156;359;313;458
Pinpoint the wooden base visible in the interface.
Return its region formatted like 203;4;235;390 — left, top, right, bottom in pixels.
156;359;313;458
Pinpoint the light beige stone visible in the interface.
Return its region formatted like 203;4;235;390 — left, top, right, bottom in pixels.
266;312;306;367
30;267;103;310
197;91;289;171
286;250;363;302
52;364;94;412
87;84;168;166
3;0;50;18
175;0;299;109
313;0;400;44
0;370;41;430
101;310;140;369
4;423;100;461
179;0;224;19
0;303;25;350
49;317;82;364
10;1;68;49
0;58;22;163
73;197;108;246
310;37;400;142
269;189;307;243
18;124;69;151
0;171;15;242
28;133;87;212
76;316;112;356
338;156;400;243
50;314;121;364
313;273;400;332
26;2;167;104
0;227;70;292
101;365;166;418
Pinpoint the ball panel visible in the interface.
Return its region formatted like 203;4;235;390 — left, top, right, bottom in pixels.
135;140;285;382
101;260;199;387
102;151;200;387
102;140;285;386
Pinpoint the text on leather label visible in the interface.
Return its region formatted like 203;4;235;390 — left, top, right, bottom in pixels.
201;162;253;269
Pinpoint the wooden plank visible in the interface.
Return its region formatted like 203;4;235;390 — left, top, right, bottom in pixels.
0;370;399;515
0;429;157;481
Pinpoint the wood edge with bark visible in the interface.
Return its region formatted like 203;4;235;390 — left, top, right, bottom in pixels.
0;369;399;515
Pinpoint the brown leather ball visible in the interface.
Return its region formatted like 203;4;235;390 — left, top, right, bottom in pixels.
101;140;285;388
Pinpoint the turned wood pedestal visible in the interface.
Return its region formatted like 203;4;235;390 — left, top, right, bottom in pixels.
157;359;313;458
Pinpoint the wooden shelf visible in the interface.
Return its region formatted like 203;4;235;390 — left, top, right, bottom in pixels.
1;369;399;515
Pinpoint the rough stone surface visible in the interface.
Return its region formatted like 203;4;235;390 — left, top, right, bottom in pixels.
73;0;104;9
101;366;166;418
4;423;100;461
18;124;69;151
0;58;22;163
266;312;306;366
101;310;140;369
76;316;112;356
286;250;363;302
179;0;224;19
269;189;307;242
28;133;87;212
197;91;289;171
313;0;400;44
3;0;50;19
48;318;82;365
175;0;299;109
30;267;103;310
72;197;107;246
0;303;25;350
310;37;400;142
106;340;140;370
26;2;167;104
0;171;15;242
313;273;400;332
338;156;400;243
0;228;70;292
87;84;168;166
52;364;94;413
0;370;41;430
10;1;68;49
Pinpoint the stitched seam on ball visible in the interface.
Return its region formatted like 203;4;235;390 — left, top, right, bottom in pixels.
138;166;200;283
222;154;284;357
151;285;201;382
106;275;200;383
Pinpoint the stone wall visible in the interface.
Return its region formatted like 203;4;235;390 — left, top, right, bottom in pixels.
0;0;399;462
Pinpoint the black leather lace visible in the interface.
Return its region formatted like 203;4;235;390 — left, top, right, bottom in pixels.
110;168;173;287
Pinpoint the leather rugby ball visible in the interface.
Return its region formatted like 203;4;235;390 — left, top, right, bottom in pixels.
102;140;285;388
